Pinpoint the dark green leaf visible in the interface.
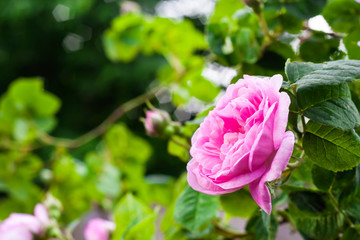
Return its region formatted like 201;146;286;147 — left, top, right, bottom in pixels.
311;165;335;191
289;191;326;213
174;186;219;232
303;97;360;130
303;121;360;171
246;210;278;240
342;226;360;240
285;0;327;20
286;187;345;239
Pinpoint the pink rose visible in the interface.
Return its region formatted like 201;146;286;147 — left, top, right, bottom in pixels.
187;74;294;214
84;218;115;240
0;204;50;240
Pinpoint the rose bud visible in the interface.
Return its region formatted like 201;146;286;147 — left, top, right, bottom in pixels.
187;74;294;214
143;109;172;137
84;218;115;240
0;204;50;240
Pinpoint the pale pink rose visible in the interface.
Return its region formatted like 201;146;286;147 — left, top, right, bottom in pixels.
0;204;50;240
187;74;294;214
84;218;115;240
356;0;360;3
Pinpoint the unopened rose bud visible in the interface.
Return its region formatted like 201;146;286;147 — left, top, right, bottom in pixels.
144;109;171;137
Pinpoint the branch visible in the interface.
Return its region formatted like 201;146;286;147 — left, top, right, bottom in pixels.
38;85;166;149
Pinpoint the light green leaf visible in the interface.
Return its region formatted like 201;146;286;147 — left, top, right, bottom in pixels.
174;186;219;232
220;189;258;218
344;29;360;60
303;121;360;171
112;194;154;240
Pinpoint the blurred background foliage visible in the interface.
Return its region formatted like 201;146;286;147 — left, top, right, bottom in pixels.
1;0;360;239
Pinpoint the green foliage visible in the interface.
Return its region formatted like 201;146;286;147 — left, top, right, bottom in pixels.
311;165;335;191
344;29;360;60
284;187;345;240
112;194;155;240
304;121;360;171
287;60;360;130
174;186;219;232
284;0;327;20
220;189;259;218
245;210;278;240
0;78;60;142
207;0;262;65
322;0;360;34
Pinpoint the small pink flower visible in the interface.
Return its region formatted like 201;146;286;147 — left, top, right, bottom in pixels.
84;218;115;240
357;41;360;47
187;74;294;214
0;204;50;240
356;0;360;3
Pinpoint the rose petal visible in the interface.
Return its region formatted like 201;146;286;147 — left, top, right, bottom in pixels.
249;131;295;214
273;92;291;149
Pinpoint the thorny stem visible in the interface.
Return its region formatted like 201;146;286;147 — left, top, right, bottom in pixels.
37;85;166;149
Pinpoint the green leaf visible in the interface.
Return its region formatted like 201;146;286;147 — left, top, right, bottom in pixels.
96;163;121;198
103;13;145;62
299;32;340;63
174;186;219;232
209;0;245;23
284;0;327;20
303;121;360;171
344;29;360;60
338;166;360;219
342;226;360;240
311;165;335;191
289;191;326;213
322;0;360;34
123;214;156;240
220;189;258;218
285;188;345;239
167;136;189;162
112;194;155;240
285;60;325;83
289;60;360;129
105;124;152;163
303;97;360;130
289;60;360;85
245;210;278;240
